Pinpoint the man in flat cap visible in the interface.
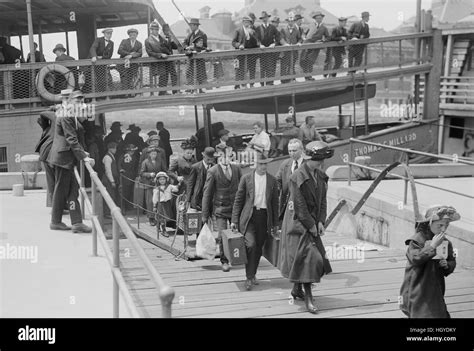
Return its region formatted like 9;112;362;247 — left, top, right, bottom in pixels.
145;21;178;95
118;28;143;91
88;28;114;92
257;11;280;86
348;11;371;73
329;17;348;77
300;11;329;81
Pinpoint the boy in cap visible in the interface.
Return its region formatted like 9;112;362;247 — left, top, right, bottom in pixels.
348;11;371;73
88;28;114;92
300;11;329;81
118;28;143;91
54;44;75;61
329;17;348;77
232;16;260;89
257;11;280;86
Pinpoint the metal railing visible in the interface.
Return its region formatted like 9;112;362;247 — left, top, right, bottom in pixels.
74;160;175;318
0;32;433;110
347;138;474;212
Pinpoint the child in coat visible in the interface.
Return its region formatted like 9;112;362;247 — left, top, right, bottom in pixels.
153;172;179;237
399;205;460;318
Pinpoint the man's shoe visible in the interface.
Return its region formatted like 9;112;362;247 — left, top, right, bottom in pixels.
245;279;252;291
50;222;71;231
72;223;92;233
251;277;259;285
222;263;230;272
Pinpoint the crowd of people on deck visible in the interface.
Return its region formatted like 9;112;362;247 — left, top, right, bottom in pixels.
35;88;461;317
1;10;371;98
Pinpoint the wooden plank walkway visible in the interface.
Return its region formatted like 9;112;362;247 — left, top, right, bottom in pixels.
114;228;474;318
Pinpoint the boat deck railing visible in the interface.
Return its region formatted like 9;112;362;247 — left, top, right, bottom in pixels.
73;160;175;318
347;138;474;219
0;32;433;112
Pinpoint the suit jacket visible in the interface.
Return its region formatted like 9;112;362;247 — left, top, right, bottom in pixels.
280;26;303;45
257;23;280;47
331;26;348;42
304;23;330;44
89;37;114;59
118;38;143;58
56;54;75;61
185;160;209;209
145;35;176;58
159;128;172;157
231;171;279;235
47;116;88;170
202;163;242;220
184;29;208;49
35;110;57;163
276;158;294;219
348;21;370;40
232;27;260;49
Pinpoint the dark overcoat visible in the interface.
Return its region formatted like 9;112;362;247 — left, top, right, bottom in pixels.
278;163;332;283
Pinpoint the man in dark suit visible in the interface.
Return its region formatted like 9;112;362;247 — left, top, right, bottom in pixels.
300;11;329;81
275;138;304;221
0;36;23;64
231;154;279;290
27;42;45;63
257;11;280;86
329;17;348;77
145;21;178;95
348;11;371;73
280;15;303;83
47;91;95;233
184;18;209;88
232;16;260;89
184;18;208;51
202;146;242;272
118;28;143;91
156;121;172;168
186;147;215;211
88;28;114;92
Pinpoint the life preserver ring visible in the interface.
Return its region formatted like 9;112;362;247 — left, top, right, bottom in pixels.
36;64;76;103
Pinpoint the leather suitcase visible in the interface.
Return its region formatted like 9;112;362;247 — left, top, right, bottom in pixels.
220;229;247;266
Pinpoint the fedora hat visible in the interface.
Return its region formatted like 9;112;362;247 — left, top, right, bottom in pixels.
127;124;141;132
110;121;122;130
241;16;252;23
259;11;271;19
294;14;304;21
189;18;201;25
338;17;348;21
302;141;334;160
127;28;138;35
312;11;325;19
416;205;461;223
218;129;230;137
202;146;215;158
271;16;281;23
361;11;370;18
102;28;113;34
53;43;66;53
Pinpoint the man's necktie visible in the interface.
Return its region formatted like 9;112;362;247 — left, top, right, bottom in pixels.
225;165;231;181
292;161;299;173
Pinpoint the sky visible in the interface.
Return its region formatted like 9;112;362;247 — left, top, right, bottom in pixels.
11;0;432;61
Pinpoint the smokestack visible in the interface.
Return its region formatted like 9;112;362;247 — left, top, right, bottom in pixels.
199;6;211;19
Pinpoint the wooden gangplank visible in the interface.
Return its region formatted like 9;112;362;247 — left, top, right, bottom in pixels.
115;230;474;318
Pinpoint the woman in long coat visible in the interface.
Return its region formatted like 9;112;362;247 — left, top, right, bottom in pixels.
399;205;459;318
278;141;333;314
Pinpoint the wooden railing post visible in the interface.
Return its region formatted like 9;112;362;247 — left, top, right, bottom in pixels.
112;212;120;318
91;173;98;257
80;160;85;220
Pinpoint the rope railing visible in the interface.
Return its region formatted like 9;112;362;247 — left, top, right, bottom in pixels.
75;160;175;318
0;32;433;108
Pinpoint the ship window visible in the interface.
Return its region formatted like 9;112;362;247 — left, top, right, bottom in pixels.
449;117;464;139
0;147;7;172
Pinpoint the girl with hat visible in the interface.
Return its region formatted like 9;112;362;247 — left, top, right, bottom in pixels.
152;172;179;237
399;205;460;318
140;146;168;226
278;141;333;314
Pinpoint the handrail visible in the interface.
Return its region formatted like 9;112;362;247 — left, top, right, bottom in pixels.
349;138;474;166
74;160;175;318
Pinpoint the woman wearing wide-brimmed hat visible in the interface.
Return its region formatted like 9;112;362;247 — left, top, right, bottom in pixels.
399;205;460;318
278;141;333;314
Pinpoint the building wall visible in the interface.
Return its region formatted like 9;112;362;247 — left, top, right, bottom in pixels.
0;114;41;173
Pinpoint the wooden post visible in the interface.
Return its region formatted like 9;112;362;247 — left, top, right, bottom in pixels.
423;29;442;122
273;97;279;130
194;105;199;132
65;31;70;55
26;0;35;63
415;0;422;62
18;35;24;59
264;113;269;133
291;93;296;125
38;20;43;57
112;216;120;318
364;76;369;135
202;105;211;147
438;34;453;153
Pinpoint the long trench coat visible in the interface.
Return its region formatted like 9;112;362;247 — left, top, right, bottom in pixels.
399;225;456;318
278;163;332;283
